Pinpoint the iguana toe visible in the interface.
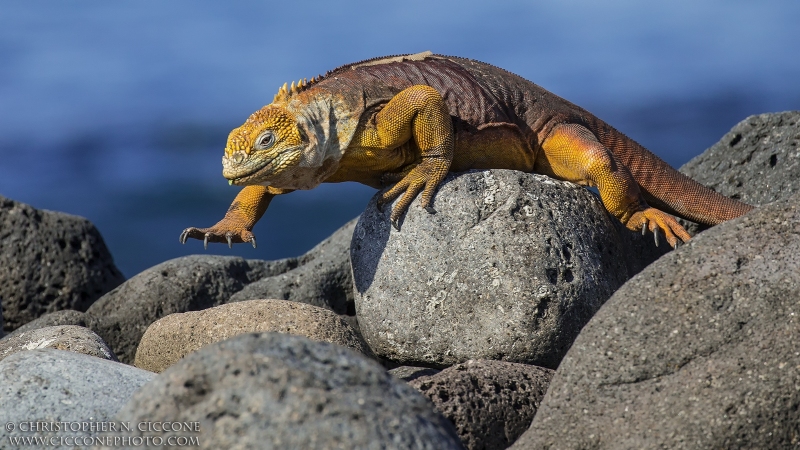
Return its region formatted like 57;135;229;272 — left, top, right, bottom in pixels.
628;208;690;249
178;225;256;249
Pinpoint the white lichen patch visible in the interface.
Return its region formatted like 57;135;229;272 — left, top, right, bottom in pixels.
22;338;57;351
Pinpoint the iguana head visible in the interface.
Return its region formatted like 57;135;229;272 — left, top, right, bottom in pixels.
222;104;308;188
222;79;359;190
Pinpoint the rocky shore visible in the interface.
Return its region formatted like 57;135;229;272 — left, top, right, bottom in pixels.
1;111;798;449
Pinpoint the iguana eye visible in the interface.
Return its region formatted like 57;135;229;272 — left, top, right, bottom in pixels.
256;131;275;150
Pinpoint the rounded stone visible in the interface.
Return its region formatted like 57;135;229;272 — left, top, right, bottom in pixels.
3;309;87;340
515;191;800;449
409;359;553;450
108;333;464;449
352;169;660;369
0;325;116;362
0;349;155;445
134;299;373;372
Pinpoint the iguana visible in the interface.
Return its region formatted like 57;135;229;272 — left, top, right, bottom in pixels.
180;51;753;249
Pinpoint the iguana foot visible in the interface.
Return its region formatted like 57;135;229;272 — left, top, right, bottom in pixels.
626;208;691;248
179;226;257;249
376;156;449;228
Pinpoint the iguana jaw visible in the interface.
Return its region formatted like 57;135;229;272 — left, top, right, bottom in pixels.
222;146;304;186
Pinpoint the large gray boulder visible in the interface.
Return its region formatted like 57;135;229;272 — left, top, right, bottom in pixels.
408;360;554;450
0;196;125;333
107;333;464;449
514;191;800;449
0;325;116;362
134;299;372;373
680;111;800;207
0;349;155;449
352;169;667;369
85;255;280;363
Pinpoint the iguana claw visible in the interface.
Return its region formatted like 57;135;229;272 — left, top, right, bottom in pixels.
391;218;400;231
627;208;690;249
425;206;437;214
250;236;257;249
226;234;233;248
204;233;210;250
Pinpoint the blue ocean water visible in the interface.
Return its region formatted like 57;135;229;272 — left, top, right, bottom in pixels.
1;1;798;277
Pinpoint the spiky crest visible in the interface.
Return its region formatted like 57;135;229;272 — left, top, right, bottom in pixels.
271;51;435;103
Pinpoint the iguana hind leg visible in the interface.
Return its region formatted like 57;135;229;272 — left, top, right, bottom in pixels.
353;85;453;229
536;123;690;248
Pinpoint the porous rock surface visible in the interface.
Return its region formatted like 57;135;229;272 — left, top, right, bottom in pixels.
0;349;155;446
108;333;464;449
678;111;800;235
134;299;372;372
85;255;280;364
0;325;116;362
515;191;800;449
352;169;666;369
229;217;357;315
0;196;125;333
680;111;800;207
3;309;87;340
409;360;553;450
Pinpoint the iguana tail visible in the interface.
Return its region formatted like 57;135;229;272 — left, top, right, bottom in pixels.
593;124;754;225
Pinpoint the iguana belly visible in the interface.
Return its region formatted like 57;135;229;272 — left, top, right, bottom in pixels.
451;122;537;173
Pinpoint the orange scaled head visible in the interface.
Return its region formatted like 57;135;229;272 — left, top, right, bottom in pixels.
222;105;307;187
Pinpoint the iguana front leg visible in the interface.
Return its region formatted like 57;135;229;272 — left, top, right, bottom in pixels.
179;185;292;248
352;85;454;229
536;123;691;248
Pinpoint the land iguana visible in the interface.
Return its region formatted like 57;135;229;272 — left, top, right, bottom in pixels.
180;51;754;249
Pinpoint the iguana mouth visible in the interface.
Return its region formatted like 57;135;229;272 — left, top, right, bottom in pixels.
225;149;301;185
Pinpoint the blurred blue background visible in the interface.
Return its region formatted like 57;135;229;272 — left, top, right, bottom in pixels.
1;0;798;277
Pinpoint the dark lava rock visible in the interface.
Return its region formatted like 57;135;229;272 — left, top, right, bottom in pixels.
680;111;800;206
352;170;667;369
229;218;357;316
410;360;553;450
2;309;87;341
107;333;464;449
0;196;125;333
679;111;800;234
515;191;800;449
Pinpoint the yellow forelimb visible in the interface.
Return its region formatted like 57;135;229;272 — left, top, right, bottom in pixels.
348;85;454;227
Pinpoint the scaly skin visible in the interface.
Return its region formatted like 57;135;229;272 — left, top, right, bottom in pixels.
180;52;754;249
